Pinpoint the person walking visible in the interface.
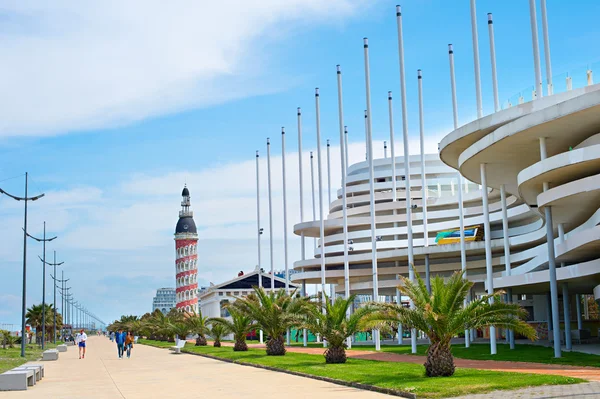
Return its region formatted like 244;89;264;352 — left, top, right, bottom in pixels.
125;332;134;359
115;329;126;359
110;331;115;342
76;329;87;359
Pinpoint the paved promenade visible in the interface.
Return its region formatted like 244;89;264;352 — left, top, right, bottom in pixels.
4;336;389;398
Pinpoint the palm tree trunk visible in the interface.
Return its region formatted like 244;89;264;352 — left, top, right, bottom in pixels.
324;345;347;364
233;338;247;351
424;341;455;377
266;336;286;356
195;335;207;346
213;339;221;347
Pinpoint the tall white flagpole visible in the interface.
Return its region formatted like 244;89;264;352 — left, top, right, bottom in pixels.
327;139;332;207
529;0;544;98
449;44;470;348
364;111;368;161
418;69;431;295
470;0;483;118
282;127;289;295
282;127;291;346
326;139;334;301
256;150;262;286
336;65;351;348
298;108;308;347
388;91;402;345
396;5;417;354
344;126;349;174
310;152;317;255
487;13;500;112
255;150;264;344
315;88;326;306
267;138;275;290
541;0;553;95
363;37;380;351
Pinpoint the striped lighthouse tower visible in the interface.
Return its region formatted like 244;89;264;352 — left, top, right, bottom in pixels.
175;185;199;312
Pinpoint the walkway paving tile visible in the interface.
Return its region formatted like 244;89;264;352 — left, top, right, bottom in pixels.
2;337;390;398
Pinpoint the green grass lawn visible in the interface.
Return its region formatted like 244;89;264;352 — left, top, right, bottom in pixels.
140;339;583;399
334;343;600;368
0;342;61;374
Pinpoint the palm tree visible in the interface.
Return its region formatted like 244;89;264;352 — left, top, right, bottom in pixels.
301;294;374;364
185;310;210;346
209;323;228;347
1;330;16;349
170;322;191;343
211;308;256;351
231;287;309;356
366;271;536;377
26;304;62;344
148;310;175;341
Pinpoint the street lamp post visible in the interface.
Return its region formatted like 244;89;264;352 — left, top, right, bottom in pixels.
58;286;71;337
45;251;64;344
27;222;57;350
0;172;45;357
50;271;68;342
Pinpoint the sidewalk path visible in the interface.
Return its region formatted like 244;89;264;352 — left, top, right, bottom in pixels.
3;336;390;398
226;342;600;382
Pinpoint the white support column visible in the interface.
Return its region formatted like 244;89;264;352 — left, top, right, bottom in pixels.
541;0;553;95
470;0;483;118
487;13;500;112
575;294;583;330
336;65;351;348
267;138;275;290
500;184;514;349
396;6;416;354
529;0;544;98
363;37;380;351
563;283;572;350
480;163;497;355
297;107;307;347
540;137;561;358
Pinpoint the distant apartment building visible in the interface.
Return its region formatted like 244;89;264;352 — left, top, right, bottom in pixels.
152;288;176;314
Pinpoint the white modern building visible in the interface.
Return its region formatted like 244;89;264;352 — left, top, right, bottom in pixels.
199;267;298;319
286;1;600;357
152;288;176;314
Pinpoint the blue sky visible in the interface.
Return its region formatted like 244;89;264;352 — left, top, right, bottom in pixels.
1;0;600;328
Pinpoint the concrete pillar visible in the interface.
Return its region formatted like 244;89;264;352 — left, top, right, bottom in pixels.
540;137;561;358
480;163;496;354
562;283;572;350
508;288;515;349
575;294;583;330
546;292;552;331
425;255;431;294
545;206;561;358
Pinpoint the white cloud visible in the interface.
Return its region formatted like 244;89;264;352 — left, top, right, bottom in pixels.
0;0;370;137
0;135;443;325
